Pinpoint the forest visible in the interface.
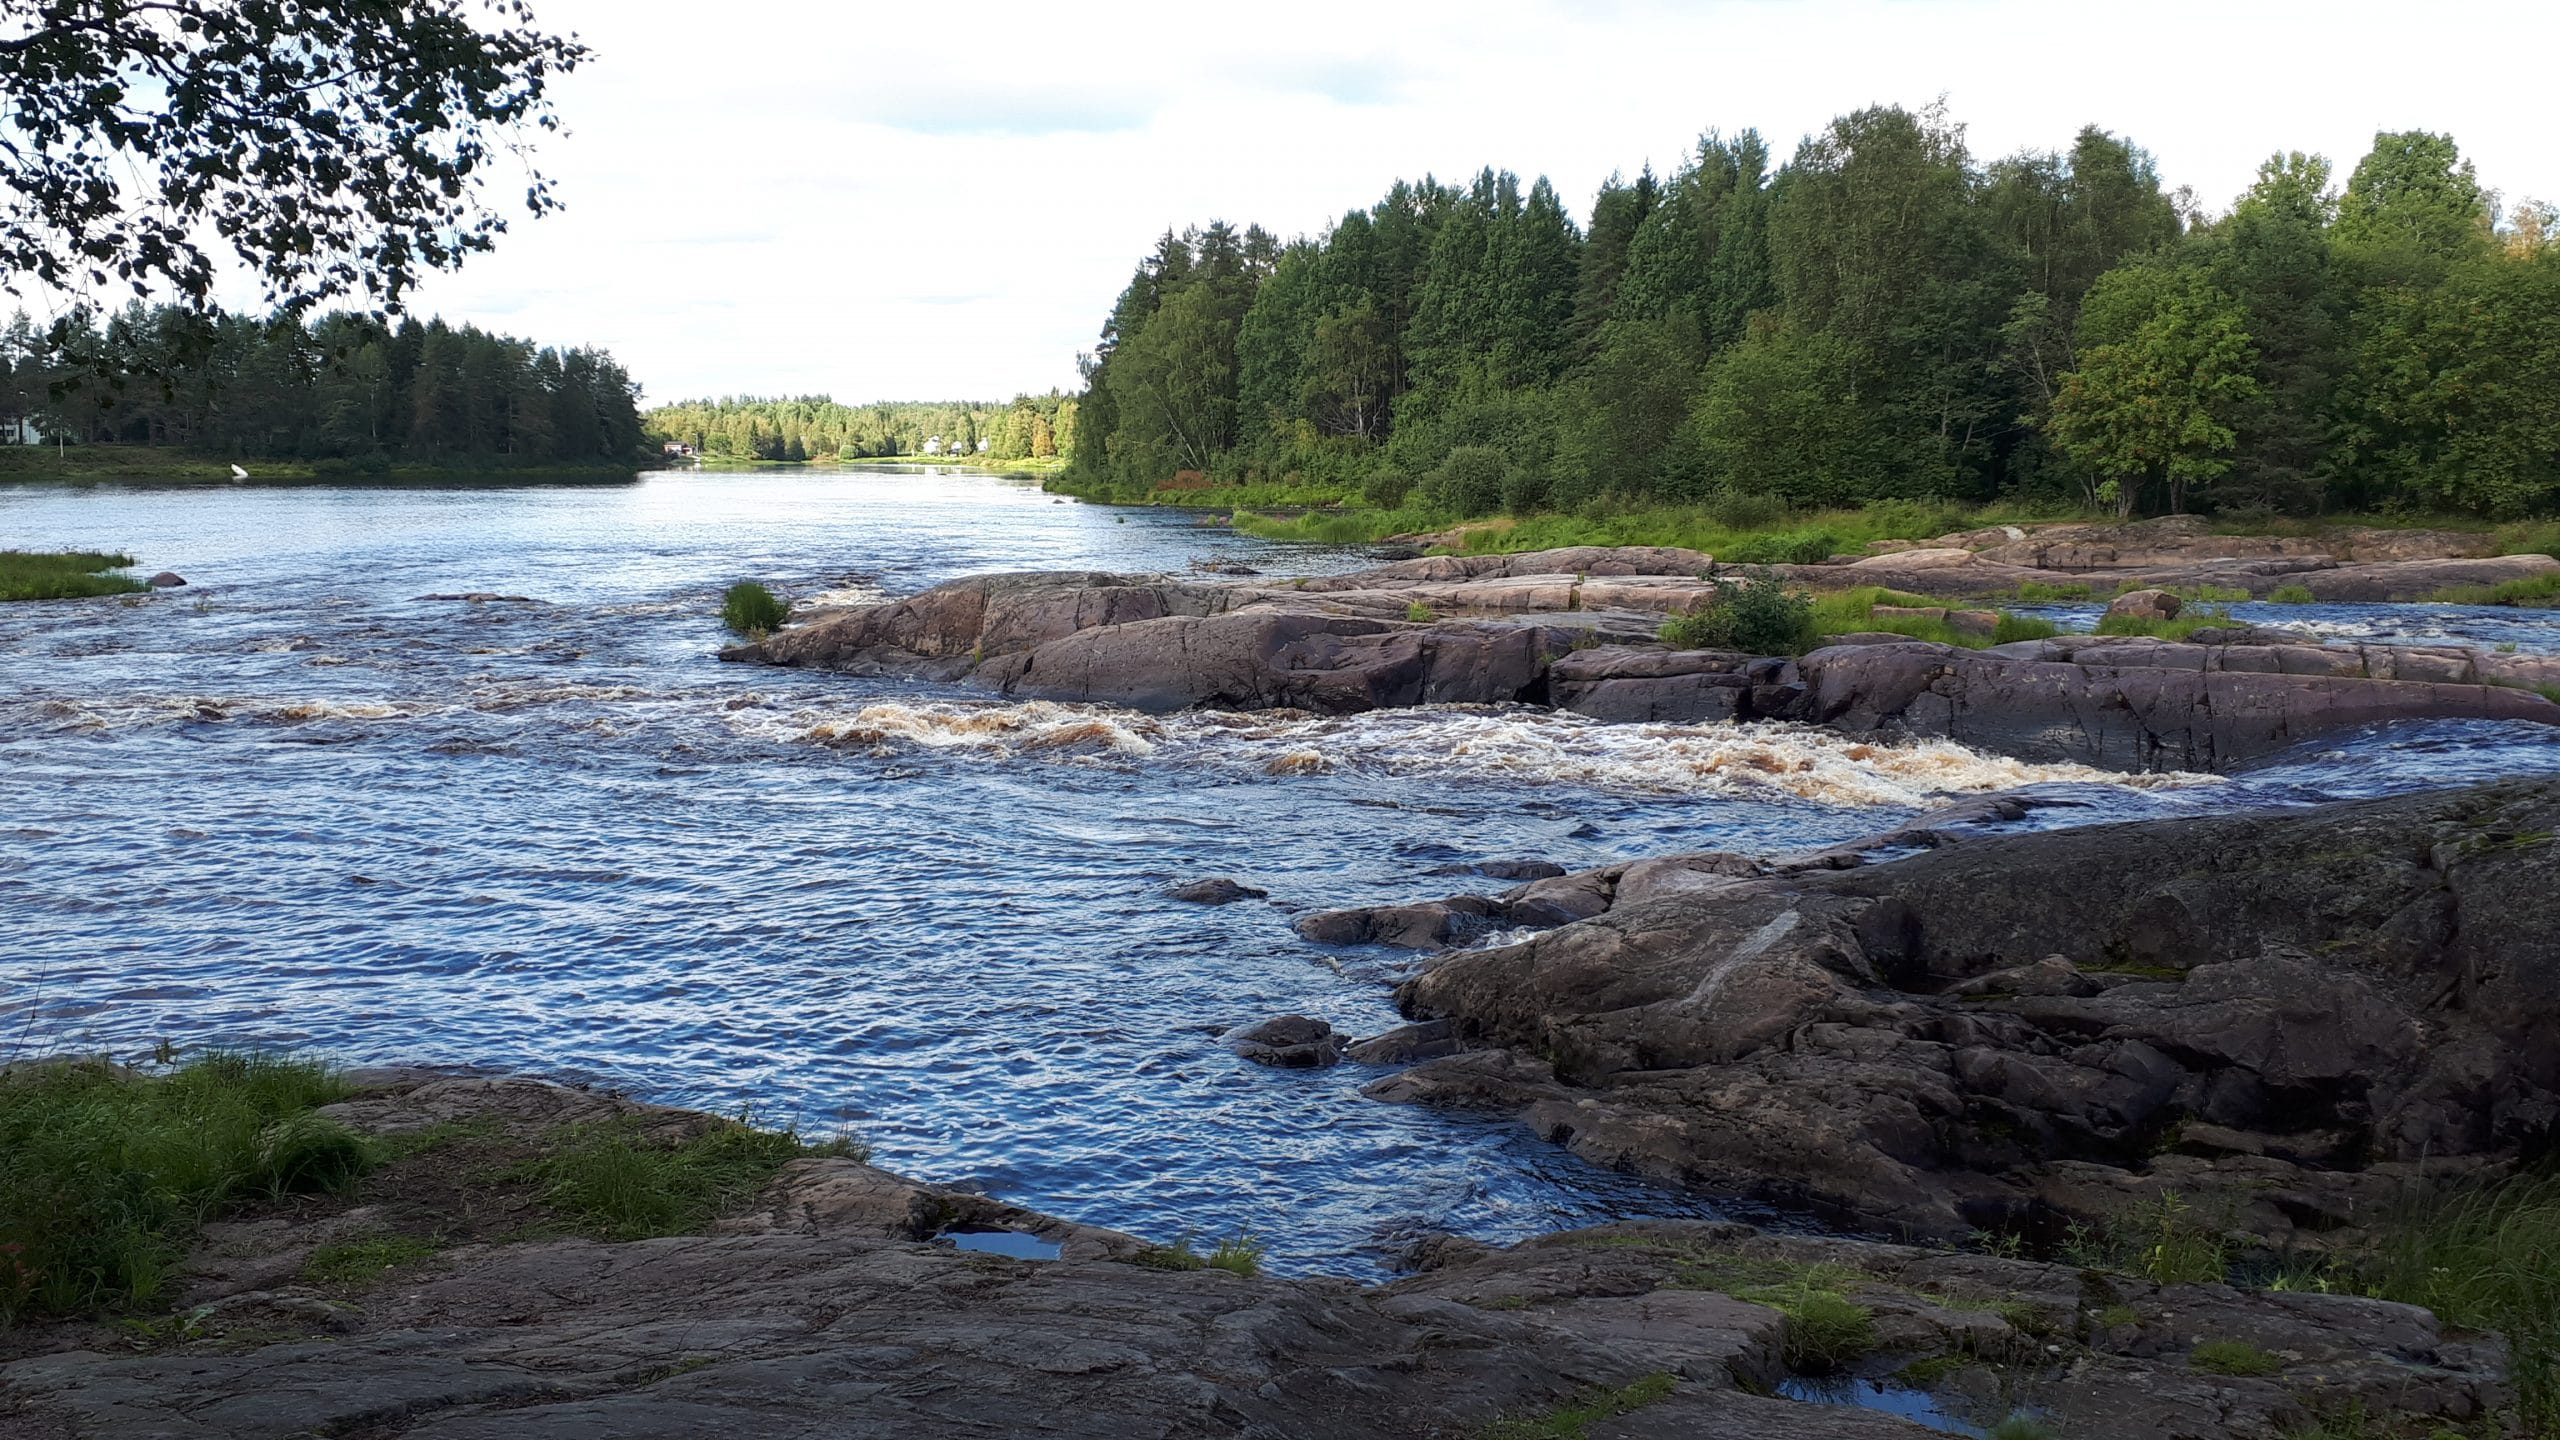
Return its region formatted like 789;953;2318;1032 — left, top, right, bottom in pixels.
643;392;1078;463
0;306;646;468
1061;104;2560;522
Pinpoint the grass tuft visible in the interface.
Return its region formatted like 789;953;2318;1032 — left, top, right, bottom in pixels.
1481;1372;1676;1440
2189;1337;2283;1377
1987;1417;2063;1440
2269;584;2318;604
720;580;788;637
0;1053;361;1324
1131;1230;1265;1277
2341;1169;2560;1430
300;1234;440;1286
520;1118;862;1242
2428;572;2560;608
0;550;147;601
1405;601;1437;623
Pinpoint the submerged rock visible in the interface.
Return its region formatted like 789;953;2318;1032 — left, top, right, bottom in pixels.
1222;1014;1344;1068
145;570;186;588
1168;877;1267;905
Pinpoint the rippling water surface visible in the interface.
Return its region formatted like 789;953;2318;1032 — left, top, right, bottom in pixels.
6;467;2558;1275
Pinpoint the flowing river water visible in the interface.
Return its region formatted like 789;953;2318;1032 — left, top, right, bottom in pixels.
6;466;2559;1276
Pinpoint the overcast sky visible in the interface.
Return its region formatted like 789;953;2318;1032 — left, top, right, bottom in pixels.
400;0;2560;407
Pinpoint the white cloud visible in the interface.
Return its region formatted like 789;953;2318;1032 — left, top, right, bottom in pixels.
400;0;2560;405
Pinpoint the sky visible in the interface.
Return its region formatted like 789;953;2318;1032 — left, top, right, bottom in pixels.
396;0;2560;408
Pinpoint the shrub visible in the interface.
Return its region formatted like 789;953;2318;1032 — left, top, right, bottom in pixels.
1205;1232;1264;1277
2269;584;2318;604
1719;529;1838;566
1708;490;1789;532
2189;1338;2282;1377
720;580;788;636
1359;467;1413;509
1404;601;1437;623
1501;466;1550;517
0;1054;362;1323
1423;446;1507;518
1660;572;1817;656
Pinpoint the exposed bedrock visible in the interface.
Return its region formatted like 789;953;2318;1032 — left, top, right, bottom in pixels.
729;548;2557;771
1793;637;2560;772
0;1073;2508;1439
1363;779;2560;1249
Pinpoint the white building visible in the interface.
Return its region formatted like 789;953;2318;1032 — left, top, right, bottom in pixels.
922;435;944;455
2;414;46;446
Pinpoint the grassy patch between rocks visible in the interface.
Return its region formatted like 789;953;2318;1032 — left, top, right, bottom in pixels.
0;549;147;601
720;580;787;637
2427;572;2560;608
2190;1337;2283;1376
1130;1231;1265;1278
518;1119;863;1242
300;1234;441;1286
0;1054;363;1324
1480;1371;1676;1440
2343;1169;2560;1432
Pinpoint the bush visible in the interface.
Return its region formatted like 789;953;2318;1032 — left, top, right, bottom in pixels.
1359;466;1413;509
1405;601;1437;623
2013;580;2094;601
2269;584;2318;604
1719;529;1839;566
1501;466;1550;516
1661;572;1817;656
1423;446;1508;518
1708;491;1790;532
0;1054;362;1323
720;580;788;636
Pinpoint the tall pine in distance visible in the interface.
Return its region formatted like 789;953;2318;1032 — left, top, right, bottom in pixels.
1057;102;2560;522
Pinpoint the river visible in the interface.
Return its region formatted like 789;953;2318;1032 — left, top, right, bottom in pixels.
5;465;2557;1276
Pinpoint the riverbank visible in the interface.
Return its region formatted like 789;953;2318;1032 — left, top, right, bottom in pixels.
0;551;145;601
0;445;645;485
0;1057;2530;1438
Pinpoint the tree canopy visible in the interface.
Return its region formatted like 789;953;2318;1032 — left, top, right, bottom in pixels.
0;0;587;318
1062;106;2560;520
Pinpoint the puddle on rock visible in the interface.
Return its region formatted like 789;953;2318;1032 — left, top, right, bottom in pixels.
939;1227;1064;1261
1776;1377;1989;1436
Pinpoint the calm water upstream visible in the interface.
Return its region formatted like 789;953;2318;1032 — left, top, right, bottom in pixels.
6;466;2558;1275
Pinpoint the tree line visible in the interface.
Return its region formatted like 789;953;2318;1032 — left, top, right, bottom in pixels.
643;392;1078;463
1065;104;2560;520
0;305;646;467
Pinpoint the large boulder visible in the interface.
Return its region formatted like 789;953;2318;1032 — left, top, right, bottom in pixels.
2104;588;2182;622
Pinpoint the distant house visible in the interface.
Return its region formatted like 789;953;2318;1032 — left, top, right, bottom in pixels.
976;436;991;453
2;414;46;446
922;435;944;455
660;440;696;458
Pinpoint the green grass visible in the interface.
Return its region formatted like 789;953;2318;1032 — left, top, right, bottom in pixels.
2269;584;2319;604
2428;572;2560;608
1129;1231;1266;1277
720;580;787;637
0;550;147;601
2341;1169;2560;1430
1801;585;2056;650
518;1118;861;1243
2062;1191;2230;1285
300;1234;440;1286
2189;1338;2283;1377
1741;1280;1877;1372
1481;1373;1676;1440
1987;1418;2063;1440
0;1054;364;1323
1405;601;1437;623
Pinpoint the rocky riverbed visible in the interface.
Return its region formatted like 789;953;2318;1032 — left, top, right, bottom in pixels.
0;1070;2514;1439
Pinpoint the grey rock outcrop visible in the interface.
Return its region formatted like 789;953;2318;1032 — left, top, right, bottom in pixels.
1368;778;2560;1248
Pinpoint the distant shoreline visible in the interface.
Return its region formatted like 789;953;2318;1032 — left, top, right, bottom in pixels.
0;445;651;486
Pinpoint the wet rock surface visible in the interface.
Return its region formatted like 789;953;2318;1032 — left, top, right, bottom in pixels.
1223;1014;1345;1068
728;544;2557;773
1366;778;2560;1251
1169;876;1268;905
0;1074;2506;1439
